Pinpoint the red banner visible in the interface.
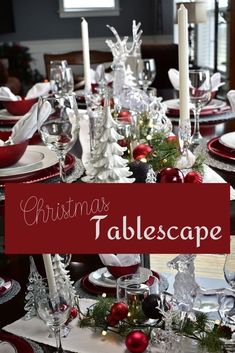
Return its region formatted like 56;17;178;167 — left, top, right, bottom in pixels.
4;183;230;254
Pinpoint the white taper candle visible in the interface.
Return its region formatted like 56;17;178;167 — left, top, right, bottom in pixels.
81;17;91;91
178;4;190;122
42;254;57;295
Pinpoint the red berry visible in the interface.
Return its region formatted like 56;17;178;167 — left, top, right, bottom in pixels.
184;171;203;183
70;307;78;319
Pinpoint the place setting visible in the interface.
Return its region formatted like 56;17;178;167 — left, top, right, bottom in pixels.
76;254;169;298
0;276;21;305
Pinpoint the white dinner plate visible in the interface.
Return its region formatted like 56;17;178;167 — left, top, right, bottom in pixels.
0;109;23;121
0;145;58;177
163;98;226;111
88;267;152;288
219;132;235;149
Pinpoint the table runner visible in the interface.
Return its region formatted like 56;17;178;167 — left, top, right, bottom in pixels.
3;298;206;353
3;299;126;353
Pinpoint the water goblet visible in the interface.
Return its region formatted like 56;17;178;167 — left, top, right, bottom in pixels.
137;58;156;92
37;94;80;182
37;287;72;353
189;69;211;147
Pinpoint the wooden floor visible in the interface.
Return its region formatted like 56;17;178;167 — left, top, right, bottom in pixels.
150;238;235;280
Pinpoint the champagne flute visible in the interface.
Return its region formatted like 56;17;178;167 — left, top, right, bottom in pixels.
37;94;80;182
137;58;156;92
37;286;72;353
189;69;211;147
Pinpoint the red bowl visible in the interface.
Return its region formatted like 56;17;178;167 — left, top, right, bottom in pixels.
2;97;37;116
107;263;140;279
0;132;28;168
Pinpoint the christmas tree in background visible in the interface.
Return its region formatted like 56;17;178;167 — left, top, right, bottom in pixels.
86;98;135;183
52;254;76;302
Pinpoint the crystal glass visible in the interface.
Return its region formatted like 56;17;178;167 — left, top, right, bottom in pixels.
37;287;72;353
37;94;80;182
224;252;235;289
218;242;235;325
189;69;211;147
116;273;159;304
50;60;68;94
137;58;156;92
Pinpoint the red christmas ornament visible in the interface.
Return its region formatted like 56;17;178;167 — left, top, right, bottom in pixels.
157;167;184;183
125;330;149;353
184;171;203;183
70;307;78;319
106;313;119;327
110;302;129;321
133;144;152;161
166;135;178;144
118;110;132;123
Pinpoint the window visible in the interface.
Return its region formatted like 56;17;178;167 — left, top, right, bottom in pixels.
197;0;228;73
59;0;120;18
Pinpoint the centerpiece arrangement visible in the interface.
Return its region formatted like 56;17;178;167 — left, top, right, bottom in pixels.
81;14;204;185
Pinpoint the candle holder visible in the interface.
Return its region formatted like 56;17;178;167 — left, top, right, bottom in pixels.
177;119;193;169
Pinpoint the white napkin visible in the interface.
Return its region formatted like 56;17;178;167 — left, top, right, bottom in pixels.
0;342;16;353
227;90;235;113
0;82;51;101
203;164;235;200
99;254;140;267
168;69;225;92
6;101;51;144
90;65;113;84
25;82;51;99
0;86;21;101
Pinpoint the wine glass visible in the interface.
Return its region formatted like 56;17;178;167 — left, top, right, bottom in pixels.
189;69;212;147
37;94;80;182
37;286;72;353
137;58;156;92
218;241;235;324
50;60;68;93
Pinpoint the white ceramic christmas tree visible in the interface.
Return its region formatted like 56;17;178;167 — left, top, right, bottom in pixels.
52;254;76;302
86;98;135;183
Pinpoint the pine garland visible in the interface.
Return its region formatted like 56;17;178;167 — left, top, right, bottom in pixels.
78;297;232;352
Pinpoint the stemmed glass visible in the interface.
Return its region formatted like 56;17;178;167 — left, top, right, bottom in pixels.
189;69;211;147
218;241;235;325
37;287;72;353
50;60;68;93
137;58;156;92
37;94;80;182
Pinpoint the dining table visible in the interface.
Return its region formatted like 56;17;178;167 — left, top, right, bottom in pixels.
1;90;235;353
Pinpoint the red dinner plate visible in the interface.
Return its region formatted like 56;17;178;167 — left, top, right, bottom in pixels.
0;276;12;295
0;153;75;186
207;137;235;162
81;271;160;297
0;332;34;353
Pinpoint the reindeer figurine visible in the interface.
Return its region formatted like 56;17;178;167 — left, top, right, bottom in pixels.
168;254;199;311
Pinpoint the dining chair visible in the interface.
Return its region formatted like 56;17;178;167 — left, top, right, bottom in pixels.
43;50;113;80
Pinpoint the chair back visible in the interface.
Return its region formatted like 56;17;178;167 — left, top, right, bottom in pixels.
44;50;113;79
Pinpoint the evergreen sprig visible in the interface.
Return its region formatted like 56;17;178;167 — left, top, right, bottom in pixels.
181;313;231;352
79;297;231;352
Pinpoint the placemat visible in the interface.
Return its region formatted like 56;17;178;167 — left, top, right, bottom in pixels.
168;110;235;124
